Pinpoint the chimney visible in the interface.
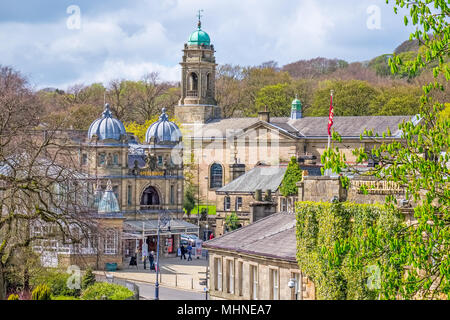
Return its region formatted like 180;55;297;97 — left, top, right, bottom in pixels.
258;106;270;122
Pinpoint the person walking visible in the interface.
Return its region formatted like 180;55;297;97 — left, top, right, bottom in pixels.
149;251;155;271
187;243;193;261
180;244;186;260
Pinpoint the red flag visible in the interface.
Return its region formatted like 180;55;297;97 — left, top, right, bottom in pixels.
327;92;334;136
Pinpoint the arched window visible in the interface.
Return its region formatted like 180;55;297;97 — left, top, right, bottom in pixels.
140;186;160;207
210;163;223;189
189;72;198;91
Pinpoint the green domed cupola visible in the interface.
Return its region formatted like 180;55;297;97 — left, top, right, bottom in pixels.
188;10;211;46
291;95;303;119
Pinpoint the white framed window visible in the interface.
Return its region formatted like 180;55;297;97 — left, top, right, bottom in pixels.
81;153;88;166
235;197;242;211
250;265;258;300
127;185;132;206
224;196;231;211
227;260;234;294
104;229;119;255
113;153;119;165
215;257;223;291
98;153;106;166
292;272;302;300
270;269;279;300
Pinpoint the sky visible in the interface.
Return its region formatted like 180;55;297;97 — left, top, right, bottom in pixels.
0;0;416;90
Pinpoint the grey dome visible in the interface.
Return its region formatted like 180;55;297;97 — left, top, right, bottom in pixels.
145;108;182;144
98;180;120;213
88;104;126;141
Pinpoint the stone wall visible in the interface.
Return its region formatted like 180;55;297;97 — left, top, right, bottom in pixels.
208;250;315;300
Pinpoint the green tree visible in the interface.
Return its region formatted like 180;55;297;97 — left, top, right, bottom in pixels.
369;85;422;115
280;157;303;197
225;212;240;232
322;0;449;299
308;80;379;116
81;268;96;290
183;185;196;218
254;83;292;117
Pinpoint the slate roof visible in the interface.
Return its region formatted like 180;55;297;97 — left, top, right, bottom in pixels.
203;212;297;262
216;165;287;194
184;115;413;139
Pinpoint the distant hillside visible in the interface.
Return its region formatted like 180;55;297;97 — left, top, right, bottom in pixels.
394;39;420;54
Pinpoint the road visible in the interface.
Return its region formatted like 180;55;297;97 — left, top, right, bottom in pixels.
134;281;207;300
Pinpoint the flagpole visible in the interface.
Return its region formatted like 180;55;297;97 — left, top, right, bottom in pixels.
326;90;334;176
327;90;334;152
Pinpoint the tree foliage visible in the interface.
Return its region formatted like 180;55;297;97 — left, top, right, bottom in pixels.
321;0;449;299
280;157;303;197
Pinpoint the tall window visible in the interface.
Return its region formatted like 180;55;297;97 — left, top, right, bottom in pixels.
235;197;242;211
113;153;119;165
292;272;302;300
250;265;258;300
98;153;106;166
227;260;234;294
104;230;119;255
270;269;279;300
189;72;198;91
170;185;175;205
215;258;222;291
81;153;88;166
210;163;223;189
127;185;132;206
238;261;243;296
224;196;231;211
206;73;211;91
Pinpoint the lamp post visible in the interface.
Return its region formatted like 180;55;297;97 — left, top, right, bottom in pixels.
155;211;171;300
204;176;209;241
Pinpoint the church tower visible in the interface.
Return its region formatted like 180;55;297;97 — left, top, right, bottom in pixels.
175;11;221;124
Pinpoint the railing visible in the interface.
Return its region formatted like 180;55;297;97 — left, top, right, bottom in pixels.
187;90;198;97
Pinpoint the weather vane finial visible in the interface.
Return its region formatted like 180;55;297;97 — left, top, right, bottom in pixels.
197;9;204;29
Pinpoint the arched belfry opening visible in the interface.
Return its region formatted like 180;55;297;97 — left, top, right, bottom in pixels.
140;186;160;207
189;72;198;92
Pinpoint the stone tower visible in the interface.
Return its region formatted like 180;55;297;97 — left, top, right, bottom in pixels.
175;12;221;124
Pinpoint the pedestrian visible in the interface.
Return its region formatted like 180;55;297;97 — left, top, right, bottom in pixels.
209;233;214;240
142;242;148;269
187;243;193;261
180;244;186;260
149;251;155;271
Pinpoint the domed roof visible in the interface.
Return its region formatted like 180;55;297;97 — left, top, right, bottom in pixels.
98;180;120;214
145;108;182;145
88;104;126;141
292;95;302;110
188;20;211;46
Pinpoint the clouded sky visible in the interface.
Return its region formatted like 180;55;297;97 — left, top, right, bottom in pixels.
0;0;415;89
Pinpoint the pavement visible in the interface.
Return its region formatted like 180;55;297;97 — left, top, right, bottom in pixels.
94;255;209;295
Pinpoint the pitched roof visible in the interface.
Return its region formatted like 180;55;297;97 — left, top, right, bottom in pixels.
203;212;297;262
183;115;413;139
216;165;287;194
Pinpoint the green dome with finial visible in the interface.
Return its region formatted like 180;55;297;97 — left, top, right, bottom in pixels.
188;10;211;46
292;95;302;110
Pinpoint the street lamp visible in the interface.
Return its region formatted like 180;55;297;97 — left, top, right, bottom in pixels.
204;176;209;241
155;211;171;300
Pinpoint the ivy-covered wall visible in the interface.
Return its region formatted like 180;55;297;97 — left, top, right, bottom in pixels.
296;201;404;300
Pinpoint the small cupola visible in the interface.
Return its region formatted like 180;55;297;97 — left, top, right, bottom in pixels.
290;95;302;120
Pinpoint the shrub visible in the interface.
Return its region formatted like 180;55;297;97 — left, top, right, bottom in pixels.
81;282;134;300
7;294;20;300
51;295;80;300
31;284;52;300
31;269;80;297
81;268;96;290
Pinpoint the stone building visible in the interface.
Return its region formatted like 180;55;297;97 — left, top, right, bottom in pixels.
203;212;315;300
33;106;199;270
175;16;416;217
